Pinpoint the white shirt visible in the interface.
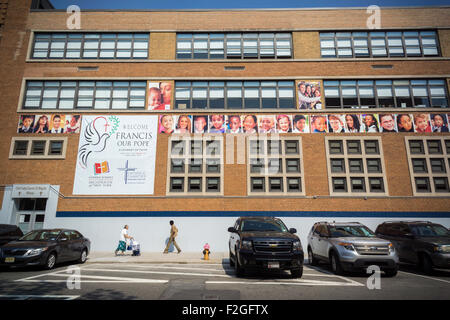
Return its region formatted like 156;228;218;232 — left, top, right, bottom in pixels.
120;228;128;242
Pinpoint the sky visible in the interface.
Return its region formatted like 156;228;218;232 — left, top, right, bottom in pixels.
50;0;450;10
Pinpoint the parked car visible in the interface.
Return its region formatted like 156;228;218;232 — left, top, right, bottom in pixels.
375;221;450;274
0;224;23;247
0;229;90;270
307;222;398;276
228;216;304;278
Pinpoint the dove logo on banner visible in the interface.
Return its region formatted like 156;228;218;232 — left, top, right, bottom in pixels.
73;115;158;195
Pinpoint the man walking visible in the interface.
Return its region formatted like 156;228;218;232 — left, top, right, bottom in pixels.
164;220;181;254
115;225;133;256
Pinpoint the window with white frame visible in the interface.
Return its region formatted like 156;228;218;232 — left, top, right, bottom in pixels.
320;31;439;58
406;137;450;195
247;136;305;195
175;80;296;109
22;80;147;110
325;137;388;196
167;135;223;195
176;33;292;59
10;137;67;159
324;79;448;109
31;33;149;59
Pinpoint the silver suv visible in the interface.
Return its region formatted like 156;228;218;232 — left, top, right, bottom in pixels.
307;222;399;276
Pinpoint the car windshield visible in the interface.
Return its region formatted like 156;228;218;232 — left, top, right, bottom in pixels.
329;225;375;238
410;225;449;237
240;220;288;232
19;230;61;241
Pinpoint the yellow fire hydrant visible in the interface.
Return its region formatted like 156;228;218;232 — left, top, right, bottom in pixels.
203;243;210;260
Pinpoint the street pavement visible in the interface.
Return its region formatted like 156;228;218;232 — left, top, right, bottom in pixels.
0;251;449;301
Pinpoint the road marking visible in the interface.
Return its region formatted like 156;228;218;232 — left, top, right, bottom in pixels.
0;295;79;300
130;265;235;272
305;265;365;286
398;271;450;285
81;267;235;278
16;273;168;284
206;280;363;287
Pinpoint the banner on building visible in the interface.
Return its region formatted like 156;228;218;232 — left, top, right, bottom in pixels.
73;115;158;195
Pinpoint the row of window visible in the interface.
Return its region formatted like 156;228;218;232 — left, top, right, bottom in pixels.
176;33;292;59
32;33;149;59
21;79;449;111
10;137;67;159
324;80;448;109
175;81;296;110
23;81;147;110
320;31;439;58
30;30;441;60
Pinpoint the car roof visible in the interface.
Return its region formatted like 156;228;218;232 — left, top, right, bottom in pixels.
315;221;363;226
380;221;436;225
239;216;281;221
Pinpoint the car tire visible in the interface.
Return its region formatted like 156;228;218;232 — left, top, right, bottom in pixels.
384;268;398;277
234;247;245;277
421;254;433;275
330;252;344;275
291;267;303;278
229;248;235;267
78;248;88;264
308;247;318;266
44;252;57;270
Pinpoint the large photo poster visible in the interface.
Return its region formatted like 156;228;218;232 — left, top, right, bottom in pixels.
73;115;158;195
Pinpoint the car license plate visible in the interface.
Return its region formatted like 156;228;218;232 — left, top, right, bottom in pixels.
5;257;15;263
268;262;279;269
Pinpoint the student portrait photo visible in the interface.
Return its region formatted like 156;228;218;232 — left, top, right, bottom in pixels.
344;114;361;133
413;113;432;133
242;115;258;134
360;114;379;133
310;115;328;133
193;115;208;134
430;113;449;132
396;114;414;132
174;115;192;134
276;115;293;133
292;115;310;133
328;114;345;133
208;114;226;133
33;114;50;134
258;115;277;133
298;80;322;110
379;114;398;133
158;114;175;134
64;115;81;133
50;114;65;133
159;81;173;108
226;115;243;133
18;115;35;133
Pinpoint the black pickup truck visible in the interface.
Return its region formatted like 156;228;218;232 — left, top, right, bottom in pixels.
228;216;304;278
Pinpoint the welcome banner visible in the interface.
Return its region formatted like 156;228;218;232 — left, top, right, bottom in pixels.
73;115;158;195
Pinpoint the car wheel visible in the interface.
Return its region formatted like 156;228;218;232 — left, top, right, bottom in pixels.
44;253;57;270
229;248;235;267
308;247;318;266
291;267;303;278
234;247;245;277
330;252;344;275
421;254;433;275
384;268;398;277
78;249;88;264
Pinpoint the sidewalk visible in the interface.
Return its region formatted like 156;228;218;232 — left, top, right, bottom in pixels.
86;251;228;264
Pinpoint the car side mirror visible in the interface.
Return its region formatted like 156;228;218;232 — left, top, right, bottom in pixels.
228;227;237;233
289;228;297;234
